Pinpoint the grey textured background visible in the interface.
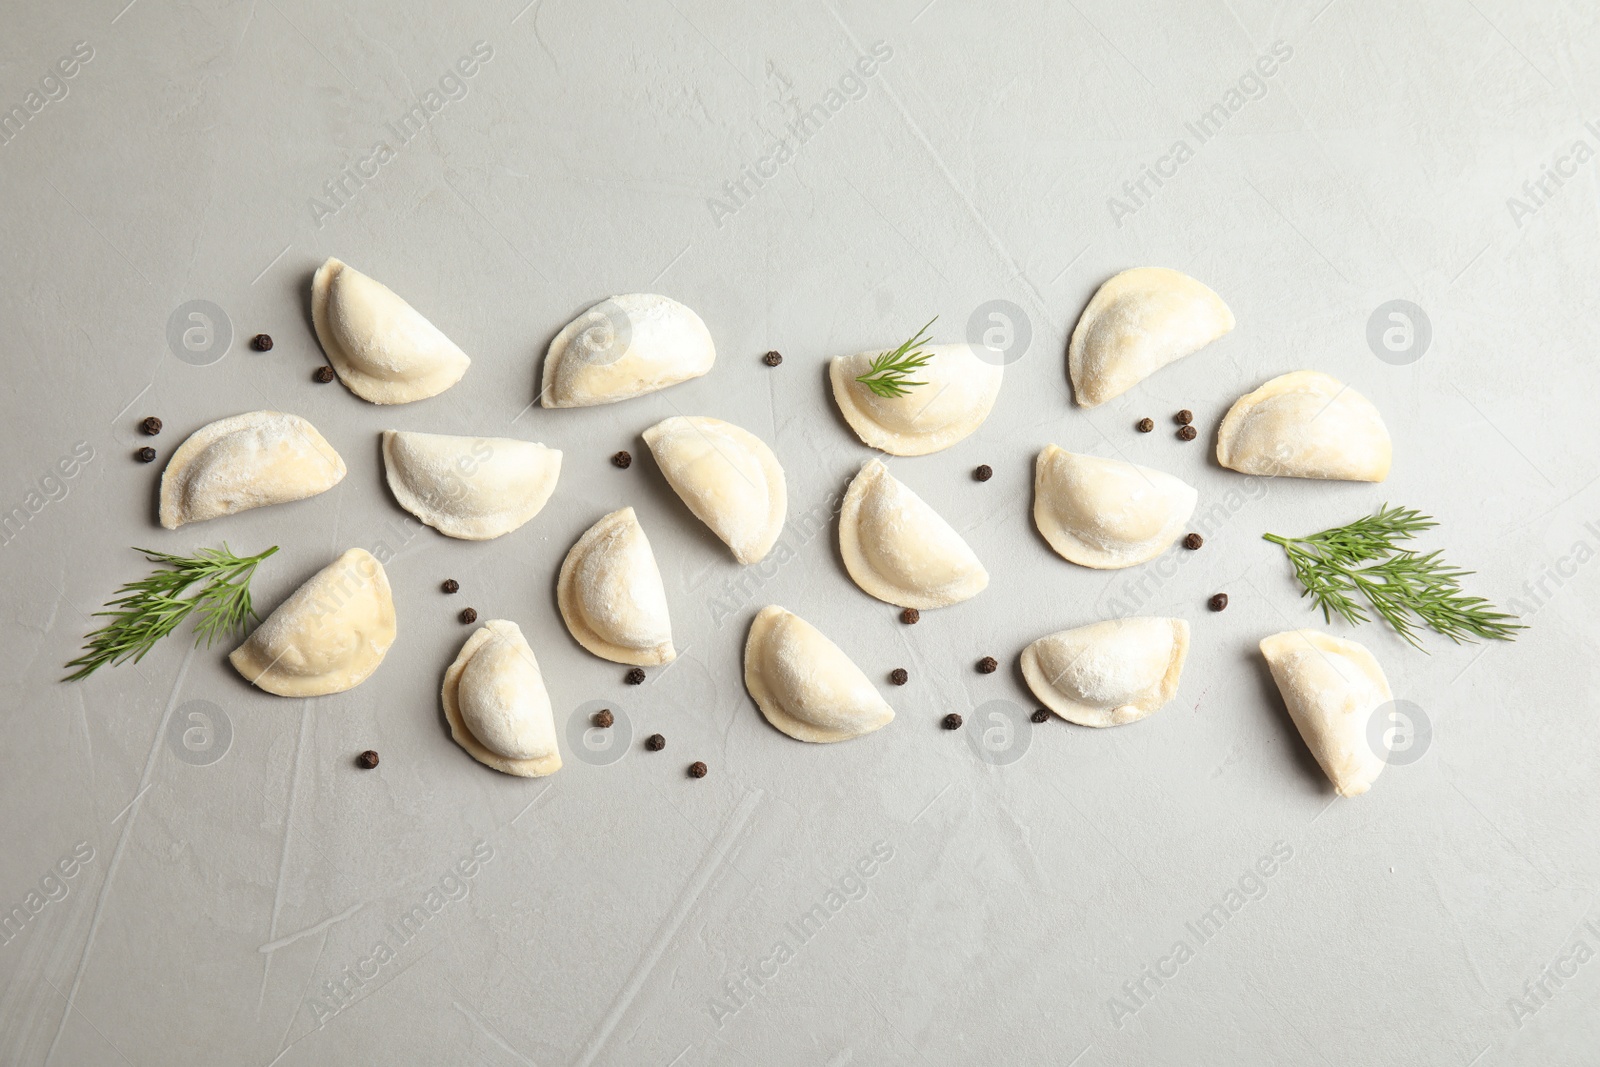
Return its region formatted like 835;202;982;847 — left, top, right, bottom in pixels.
2;0;1597;1064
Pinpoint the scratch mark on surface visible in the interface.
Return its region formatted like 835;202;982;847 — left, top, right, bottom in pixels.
109;381;154;426
109;783;152;825
649;243;692;286
251;244;293;286
819;2;1059;341
258;698;316;1016
451;990;540;1066
269;927;331;1061
910;782;951;824
511;784;554;826
258;901;365;954
572;790;763;1067
40;976;134;1065
44;646;194;1067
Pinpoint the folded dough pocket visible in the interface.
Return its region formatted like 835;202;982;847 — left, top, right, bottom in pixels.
311;258;471;405
159;410;345;530
442;619;562;778
1069;267;1233;407
1020;617;1189;727
556;508;676;666
382;430;561;540
743;605;894;743
230;548;396;697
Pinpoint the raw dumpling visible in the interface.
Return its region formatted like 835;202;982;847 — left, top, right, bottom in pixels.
556;508;675;665
229;548;396;697
381;430;561;540
159;411;346;530
311;258;471;404
442;620;561;777
1260;629;1393;797
830;343;1003;456
540;294;714;408
1033;445;1196;569
1069;268;1233;407
743;605;894;743
839;459;988;608
1020;617;1189;727
1217;371;1392;482
642;416;785;564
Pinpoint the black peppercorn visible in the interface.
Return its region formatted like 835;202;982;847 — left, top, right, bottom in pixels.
140;416;162;436
645;733;665;751
1177;425;1198;441
889;668;909;685
973;464;993;482
762;351;783;366
626;667;646;685
900;608;920;625
612;450;632;469
441;579;459;594
688;761;707;778
1183;533;1203;550
314;366;335;383
1175;409;1193;425
356;750;379;769
1208;593;1229;611
976;656;998;674
593;709;615;728
459;607;478;623
1137;417;1154;433
135;446;157;463
942;713;963;730
251;334;274;352
1031;709;1049;724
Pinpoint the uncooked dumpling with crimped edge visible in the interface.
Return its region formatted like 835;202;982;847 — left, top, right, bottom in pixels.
829;343;1003;456
642;416;786;564
229;548;396;697
1020;617;1189;727
540;294;715;408
1032;445;1196;569
1259;629;1393;797
442;619;562;778
556;507;676;666
381;430;561;541
839;459;988;609
159;410;346;530
743;605;894;743
1217;371;1392;482
1069;267;1233;407
311;258;471;404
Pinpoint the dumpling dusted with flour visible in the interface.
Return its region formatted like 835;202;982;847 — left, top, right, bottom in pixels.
381;431;561;540
1020;617;1189;727
1217;371;1391;482
442;620;562;777
311;258;471;404
556;508;675;666
540;294;715;407
1260;629;1393;797
159;411;346;529
839;459;987;609
642;416;785;564
1069;268;1233;406
1033;445;1196;569
230;549;396;697
743;606;894;743
830;342;1003;456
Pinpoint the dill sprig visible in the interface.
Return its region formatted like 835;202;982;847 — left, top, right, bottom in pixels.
64;544;279;680
854;317;937;399
1263;505;1523;651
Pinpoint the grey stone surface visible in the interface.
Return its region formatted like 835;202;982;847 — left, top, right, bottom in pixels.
1;1;1596;1064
